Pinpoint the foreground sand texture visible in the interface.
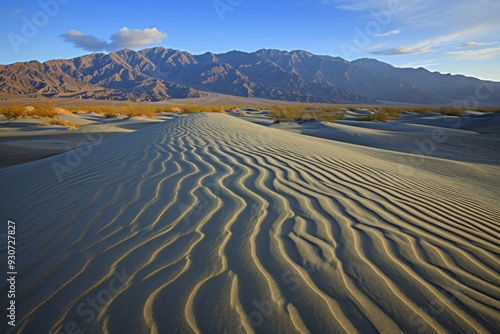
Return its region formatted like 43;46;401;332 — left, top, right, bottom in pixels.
1;113;499;333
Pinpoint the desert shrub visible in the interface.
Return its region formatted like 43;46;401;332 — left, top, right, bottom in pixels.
180;105;204;114
269;105;304;122
410;107;434;114
32;101;57;118
357;106;409;121
358;110;390;122
318;105;344;113
439;106;463;116
41;116;80;129
381;106;407;118
204;105;227;113
0;104;31;119
315;112;344;123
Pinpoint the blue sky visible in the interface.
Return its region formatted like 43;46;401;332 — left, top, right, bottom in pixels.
1;0;500;81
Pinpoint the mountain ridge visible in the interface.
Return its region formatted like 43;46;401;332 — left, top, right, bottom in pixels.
1;47;499;105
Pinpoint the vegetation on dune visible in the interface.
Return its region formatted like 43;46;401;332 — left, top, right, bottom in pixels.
358;110;391;122
269;105;303;122
439;106;464;116
357;106;408;122
356;105;479;121
315;113;344;123
70;104;236;116
2;101;499;128
41;116;80;129
0;101;57;119
269;105;344;123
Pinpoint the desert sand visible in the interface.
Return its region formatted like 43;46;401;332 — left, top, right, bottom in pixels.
0;113;173;167
1;112;499;333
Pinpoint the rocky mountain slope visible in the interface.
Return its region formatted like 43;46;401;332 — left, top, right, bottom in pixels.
1;47;499;104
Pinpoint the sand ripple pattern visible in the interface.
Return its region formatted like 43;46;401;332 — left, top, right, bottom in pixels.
1;113;499;333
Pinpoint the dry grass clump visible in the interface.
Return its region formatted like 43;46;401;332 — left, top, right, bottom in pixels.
269;105;303;122
269;105;344;123
0;104;29;119
358;106;404;122
409;107;434;114
358;110;391;122
438;106;471;116
32;101;58;118
439;106;463;116
41;116;80;129
180;105;228;114
0;101;58;119
69;104;178;118
315;112;344;123
69;104;232;117
318;105;345;113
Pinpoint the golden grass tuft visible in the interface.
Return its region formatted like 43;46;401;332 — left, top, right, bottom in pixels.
439;106;463;116
41;116;80;129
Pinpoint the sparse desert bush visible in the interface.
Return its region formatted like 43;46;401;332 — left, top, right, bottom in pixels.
269;105;304;122
32;101;57;118
357;106;410;121
358;110;390;122
439;106;463;116
315;112;344;123
0;104;31;119
1;101;59;119
204;105;227;113
179;105;228;114
318;105;344;113
41;116;80;129
381;106;407;118
65;104;235;117
180;105;205;114
410;107;434;114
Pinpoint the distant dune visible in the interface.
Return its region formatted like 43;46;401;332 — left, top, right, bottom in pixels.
1;113;499;333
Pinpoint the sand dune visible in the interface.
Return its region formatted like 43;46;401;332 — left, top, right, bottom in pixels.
1;113;499;333
0;113;171;167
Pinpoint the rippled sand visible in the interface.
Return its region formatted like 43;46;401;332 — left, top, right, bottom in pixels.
1;113;499;333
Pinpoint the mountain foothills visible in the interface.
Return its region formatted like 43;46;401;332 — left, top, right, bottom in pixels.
1;47;499;105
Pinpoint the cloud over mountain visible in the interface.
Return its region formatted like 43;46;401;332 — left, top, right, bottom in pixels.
60;27;168;52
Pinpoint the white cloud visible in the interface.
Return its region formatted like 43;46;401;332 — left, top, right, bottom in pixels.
371;46;431;56
0;8;22;18
462;41;497;47
323;0;500;42
447;47;500;60
368;25;496;57
360;43;388;51
375;29;401;38
61;27;168;52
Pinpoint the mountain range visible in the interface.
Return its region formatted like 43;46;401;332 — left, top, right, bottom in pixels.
1;47;499;105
